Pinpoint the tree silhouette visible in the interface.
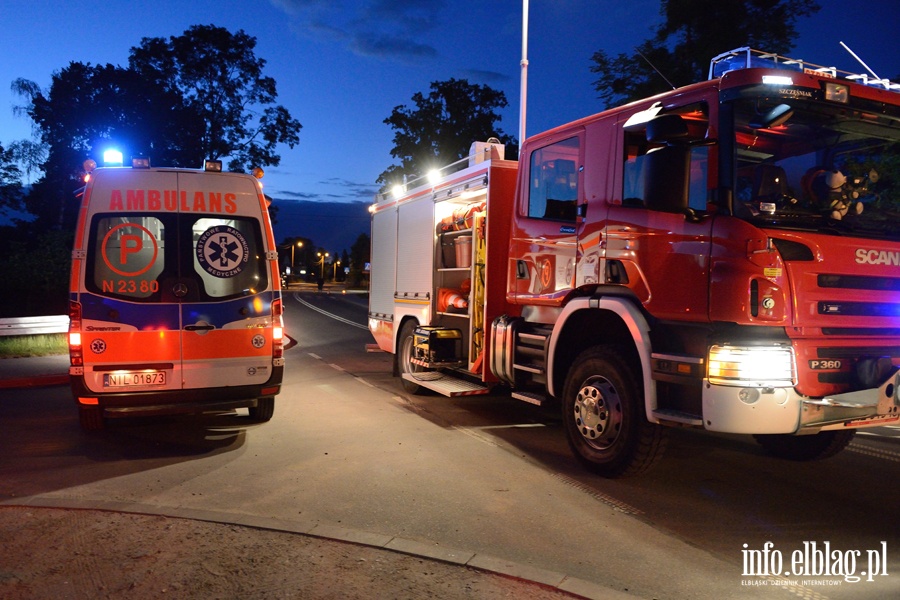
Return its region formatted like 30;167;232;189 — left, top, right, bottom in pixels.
129;25;301;172
590;0;820;108
0;143;23;213
5;25;303;315
14;25;302;231
380;78;516;189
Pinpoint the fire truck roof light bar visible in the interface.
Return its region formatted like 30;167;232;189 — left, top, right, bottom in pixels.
381;144;498;203
709;47;900;92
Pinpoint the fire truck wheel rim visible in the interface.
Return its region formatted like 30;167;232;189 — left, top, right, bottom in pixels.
573;376;622;449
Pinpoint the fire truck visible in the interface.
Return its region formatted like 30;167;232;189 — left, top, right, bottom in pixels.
368;48;900;477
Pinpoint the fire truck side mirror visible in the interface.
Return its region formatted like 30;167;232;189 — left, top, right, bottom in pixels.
644;145;691;213
646;114;689;144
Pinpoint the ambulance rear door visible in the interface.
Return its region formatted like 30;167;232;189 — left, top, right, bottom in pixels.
177;170;277;390
80;168;182;394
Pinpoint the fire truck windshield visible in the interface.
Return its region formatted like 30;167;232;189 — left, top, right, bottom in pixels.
730;97;900;241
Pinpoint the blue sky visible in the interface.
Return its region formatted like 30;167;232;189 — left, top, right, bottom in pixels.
2;1;898;249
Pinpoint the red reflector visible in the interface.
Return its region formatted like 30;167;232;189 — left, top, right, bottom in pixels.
261;386;280;396
78;397;99;405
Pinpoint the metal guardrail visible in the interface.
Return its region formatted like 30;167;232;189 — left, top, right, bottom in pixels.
0;315;69;337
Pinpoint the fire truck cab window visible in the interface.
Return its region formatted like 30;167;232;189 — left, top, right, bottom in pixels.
623;106;710;212
527;136;579;221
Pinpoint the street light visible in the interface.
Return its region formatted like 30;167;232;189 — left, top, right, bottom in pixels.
316;252;329;279
291;241;303;276
333;260;341;281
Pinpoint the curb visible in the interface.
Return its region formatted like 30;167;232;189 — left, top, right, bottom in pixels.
0;373;69;389
2;497;625;600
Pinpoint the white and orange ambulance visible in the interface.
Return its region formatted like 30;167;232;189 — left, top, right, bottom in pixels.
68;159;285;430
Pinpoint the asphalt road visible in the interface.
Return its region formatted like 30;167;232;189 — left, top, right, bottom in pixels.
1;288;898;599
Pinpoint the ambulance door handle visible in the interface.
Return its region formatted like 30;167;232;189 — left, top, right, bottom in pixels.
184;324;215;331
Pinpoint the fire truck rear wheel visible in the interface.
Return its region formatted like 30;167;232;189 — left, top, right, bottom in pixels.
398;320;428;395
753;430;855;461
249;396;275;422
562;346;666;477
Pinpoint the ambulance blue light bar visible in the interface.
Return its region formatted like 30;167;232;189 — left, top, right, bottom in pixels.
132;157;150;169
102;149;124;166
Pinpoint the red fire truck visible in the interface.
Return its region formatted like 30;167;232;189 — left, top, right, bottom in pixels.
368;48;900;477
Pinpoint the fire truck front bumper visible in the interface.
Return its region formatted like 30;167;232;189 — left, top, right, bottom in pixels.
801;368;900;432
702;368;900;435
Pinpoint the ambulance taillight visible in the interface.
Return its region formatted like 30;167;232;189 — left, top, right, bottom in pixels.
272;298;284;359
68;300;83;366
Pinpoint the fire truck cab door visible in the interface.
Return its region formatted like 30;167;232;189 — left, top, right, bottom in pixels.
510;133;584;304
607;111;712;320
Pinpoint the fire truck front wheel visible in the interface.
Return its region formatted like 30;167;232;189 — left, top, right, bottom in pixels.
562;346;666;477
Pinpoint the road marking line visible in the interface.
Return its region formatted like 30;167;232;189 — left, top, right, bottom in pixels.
293;294;368;330
848;442;900;463
551;473;644;515
469;423;547;430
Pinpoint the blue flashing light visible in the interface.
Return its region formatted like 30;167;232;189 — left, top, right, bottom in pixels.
103;149;124;166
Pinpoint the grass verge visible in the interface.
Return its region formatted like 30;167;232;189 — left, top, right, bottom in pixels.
0;334;68;358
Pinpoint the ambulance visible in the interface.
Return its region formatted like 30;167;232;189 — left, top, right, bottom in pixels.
68;158;285;430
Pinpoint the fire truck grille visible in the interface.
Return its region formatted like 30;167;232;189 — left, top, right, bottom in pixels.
818;274;900;291
821;328;900;336
815;346;900;358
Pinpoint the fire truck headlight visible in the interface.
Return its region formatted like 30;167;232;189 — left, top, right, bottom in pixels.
707;344;795;387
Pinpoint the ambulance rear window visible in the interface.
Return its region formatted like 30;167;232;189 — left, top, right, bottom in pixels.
191;217;267;299
87;215;166;300
85;213;268;302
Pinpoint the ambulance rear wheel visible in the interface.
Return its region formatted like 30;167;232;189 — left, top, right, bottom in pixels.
398;320;428;395
249;396;275;422
753;430;855;461
562;345;666;478
79;406;104;431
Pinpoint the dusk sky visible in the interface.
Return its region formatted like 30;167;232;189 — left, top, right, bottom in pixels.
2;1;898;249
